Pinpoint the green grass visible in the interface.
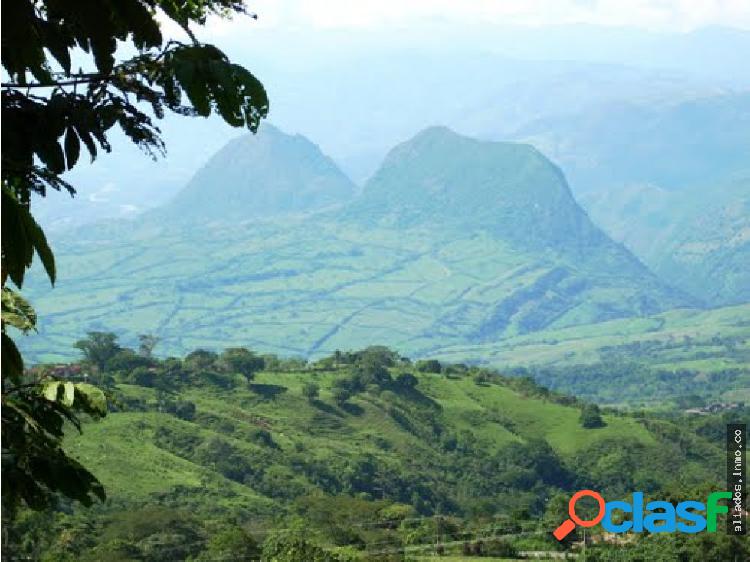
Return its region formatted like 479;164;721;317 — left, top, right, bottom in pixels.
432;303;750;370
23;203;693;366
63;365;719;523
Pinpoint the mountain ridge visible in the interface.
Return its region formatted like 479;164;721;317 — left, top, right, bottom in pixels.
156;123;357;223
21;126;696;363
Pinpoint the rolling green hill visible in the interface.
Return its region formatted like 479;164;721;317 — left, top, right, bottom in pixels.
23;127;690;365
430;303;750;406
433;303;750;369
10;346;734;560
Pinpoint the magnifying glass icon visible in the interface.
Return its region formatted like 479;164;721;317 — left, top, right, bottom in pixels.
553;490;606;541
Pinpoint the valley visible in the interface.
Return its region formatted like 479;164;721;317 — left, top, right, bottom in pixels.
23;128;692;363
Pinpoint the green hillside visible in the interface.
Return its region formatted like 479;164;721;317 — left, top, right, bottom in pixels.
9;345;736;560
514;93;750;305
582;176;750;305
23;128;689;365
431;303;750;406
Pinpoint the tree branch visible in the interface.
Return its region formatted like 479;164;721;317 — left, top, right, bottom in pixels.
2;75;107;89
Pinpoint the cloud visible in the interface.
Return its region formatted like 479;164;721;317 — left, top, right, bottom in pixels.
88;182;118;203
204;0;750;33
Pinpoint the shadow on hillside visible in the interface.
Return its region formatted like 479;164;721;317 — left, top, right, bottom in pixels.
340;402;364;416
311;399;344;418
249;383;288;400
401;387;442;411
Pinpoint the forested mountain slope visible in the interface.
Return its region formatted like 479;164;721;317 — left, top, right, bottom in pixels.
23;128;689;363
10;345;735;560
513;93;750;304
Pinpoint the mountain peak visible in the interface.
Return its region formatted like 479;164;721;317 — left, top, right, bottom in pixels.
410;125;462;141
159;124;356;222
348;128;575;240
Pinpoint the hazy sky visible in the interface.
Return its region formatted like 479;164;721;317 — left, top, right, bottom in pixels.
205;0;750;33
39;1;750;229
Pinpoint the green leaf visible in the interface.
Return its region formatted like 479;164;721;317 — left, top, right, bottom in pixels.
64;127;81;170
1;187;56;287
43;23;73;74
1;333;25;383
77;129;98;162
36;139;66;174
25;209;56;286
73;383;108;417
43;381;62;402
63;382;76;407
1;287;37;333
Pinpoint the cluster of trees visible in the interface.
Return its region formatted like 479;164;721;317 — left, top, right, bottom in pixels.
5;504;358;562
64;331;267;391
518;361;750;407
600;334;748;360
579;404;605;428
10;336;737;561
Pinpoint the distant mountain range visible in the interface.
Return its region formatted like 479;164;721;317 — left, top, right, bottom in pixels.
33;27;747;232
25;125;695;362
512;93;750;305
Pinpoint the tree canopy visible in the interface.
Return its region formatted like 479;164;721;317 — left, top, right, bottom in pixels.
1;0;268;513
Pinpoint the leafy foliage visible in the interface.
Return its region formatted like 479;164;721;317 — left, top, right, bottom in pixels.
261;531;341;562
579;404;605;429
1;0;267;515
3;342;737;560
1;376;108;512
220;347;265;382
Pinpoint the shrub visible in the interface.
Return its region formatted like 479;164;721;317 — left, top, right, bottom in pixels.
173;400;196;421
332;386;353;406
261;532;340;562
219;347;264;382
195;527;260;562
485;538;518;557
415;359;441;373
580;404;606;428
129;367;156;387
302;382;320;402
395;372;418;390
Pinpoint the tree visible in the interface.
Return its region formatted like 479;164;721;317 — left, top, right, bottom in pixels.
395;372;418;390
302;382;320;402
262;531;340;562
356;360;392;388
219;347;264;382
416;359;442;373
196;527;260;562
138;334;160;358
580;404;606;429
105;348;153;374
74;331;122;372
356;346;399;367
184;349;219;371
2;0;268;514
332;385;353;406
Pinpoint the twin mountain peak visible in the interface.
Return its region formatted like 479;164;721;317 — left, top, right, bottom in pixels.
39;123;691;361
166;123;607;238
